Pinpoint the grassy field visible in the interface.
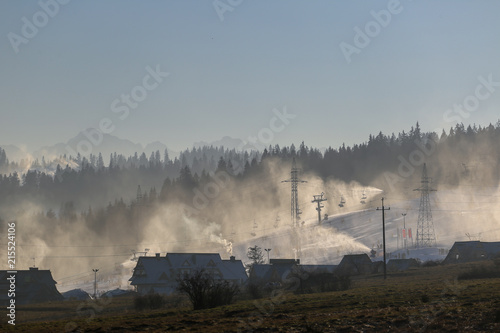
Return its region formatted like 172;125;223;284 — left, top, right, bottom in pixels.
2;261;500;332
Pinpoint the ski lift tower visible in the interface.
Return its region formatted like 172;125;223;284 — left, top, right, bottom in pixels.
312;192;327;225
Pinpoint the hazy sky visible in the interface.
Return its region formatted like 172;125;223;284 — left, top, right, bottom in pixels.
1;0;500;152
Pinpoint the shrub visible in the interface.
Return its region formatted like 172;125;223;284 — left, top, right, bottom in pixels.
247;283;263;299
134;293;165;311
292;272;351;294
177;269;240;310
493;254;500;267
457;266;500;280
421;260;442;267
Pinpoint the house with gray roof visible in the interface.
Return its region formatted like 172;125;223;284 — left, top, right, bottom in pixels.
249;259;337;286
443;241;500;265
248;259;300;284
0;267;63;305
335;254;373;276
129;253;247;295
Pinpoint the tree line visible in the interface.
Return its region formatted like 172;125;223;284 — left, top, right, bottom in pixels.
1;120;500;217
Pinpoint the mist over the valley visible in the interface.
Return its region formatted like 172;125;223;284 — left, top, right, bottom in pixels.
1;122;500;289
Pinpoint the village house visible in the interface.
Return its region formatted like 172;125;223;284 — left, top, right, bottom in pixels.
442;241;500;265
248;259;300;285
335;254;373;276
0;267;63;305
248;259;337;286
129;253;247;295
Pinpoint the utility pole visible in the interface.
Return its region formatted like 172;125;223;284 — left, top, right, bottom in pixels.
92;269;99;299
312;193;327;225
376;198;390;280
402;213;407;250
264;248;272;264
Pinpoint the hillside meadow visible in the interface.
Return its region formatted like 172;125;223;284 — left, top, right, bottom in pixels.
1;261;500;332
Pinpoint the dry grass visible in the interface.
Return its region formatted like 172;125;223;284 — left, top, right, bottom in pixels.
2;261;500;332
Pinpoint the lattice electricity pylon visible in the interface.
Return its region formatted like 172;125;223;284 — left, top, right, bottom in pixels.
414;163;437;248
282;158;307;258
137;185;143;202
282;158;307;229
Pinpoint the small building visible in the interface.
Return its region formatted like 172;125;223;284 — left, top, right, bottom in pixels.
248;259;300;285
129;253;247;295
0;267;63;305
248;259;337;287
62;289;92;301
443;241;500;265
299;265;337;275
387;258;420;272
335;254;373;276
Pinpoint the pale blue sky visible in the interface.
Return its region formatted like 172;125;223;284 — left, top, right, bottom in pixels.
1;0;499;152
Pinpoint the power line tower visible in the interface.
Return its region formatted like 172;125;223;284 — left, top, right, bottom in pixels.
136;185;143;202
312;192;327;225
282;158;307;257
282;158;307;228
414;163;437;248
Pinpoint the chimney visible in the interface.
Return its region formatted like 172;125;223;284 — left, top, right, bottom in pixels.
155;253;160;258
230;256;235;262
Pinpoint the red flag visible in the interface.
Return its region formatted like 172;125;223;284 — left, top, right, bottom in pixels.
408;228;412;239
402;228;406;239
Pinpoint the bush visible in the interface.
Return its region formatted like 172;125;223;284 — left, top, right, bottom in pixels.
421;260;442;267
293;272;351;294
493;254;500;267
457;266;500;280
177;269;240;310
247;283;263;299
134;293;165;311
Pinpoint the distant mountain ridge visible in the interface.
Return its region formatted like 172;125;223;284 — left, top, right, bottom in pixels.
1;131;178;163
0;144;31;162
1;133;259;163
192;136;264;151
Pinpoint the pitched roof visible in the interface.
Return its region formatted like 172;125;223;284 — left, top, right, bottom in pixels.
129;253;247;286
0;268;63;305
221;258;248;281
336;253;373;275
443;241;500;264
